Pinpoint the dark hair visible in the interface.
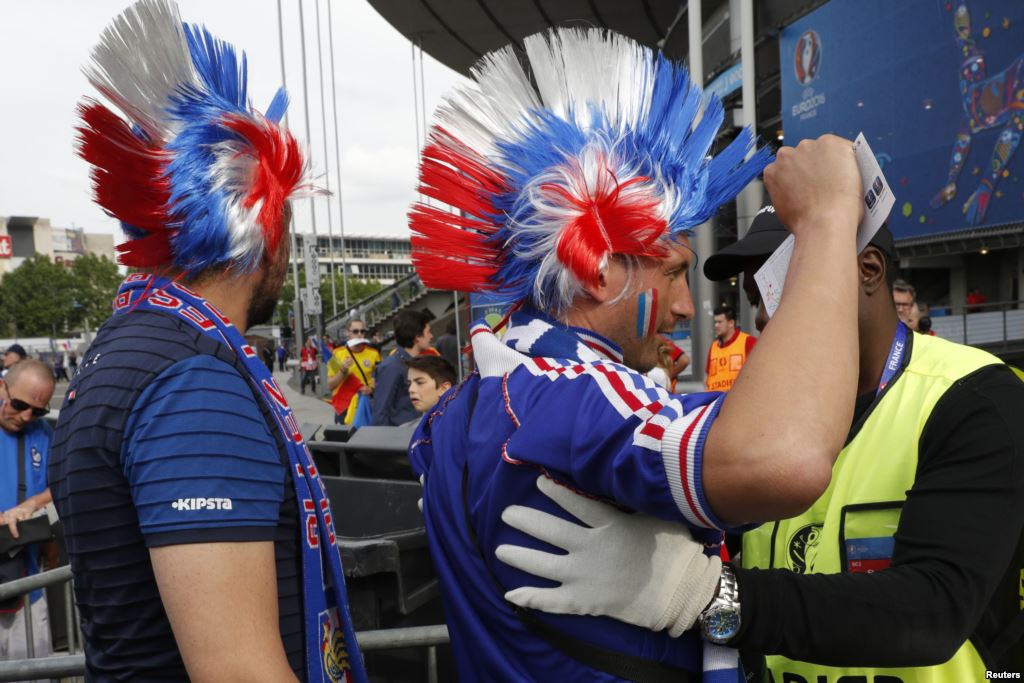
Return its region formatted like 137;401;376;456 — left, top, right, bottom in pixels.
403;355;456;387
917;315;932;334
892;279;916;300
713;305;736;322
4;344;26;359
394;310;432;349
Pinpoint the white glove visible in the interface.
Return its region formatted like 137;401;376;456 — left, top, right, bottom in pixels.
495;475;722;637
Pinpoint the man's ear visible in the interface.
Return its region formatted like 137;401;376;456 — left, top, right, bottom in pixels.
440;381;453;393
580;264;616;303
859;247;887;295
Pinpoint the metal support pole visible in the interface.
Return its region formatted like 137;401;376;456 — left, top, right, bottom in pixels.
739;0;757;161
427;645;438;683
411;42;422;163
297;0;329;391
452;291;463;381
314;0;339;317
326;0;350;311
0;566;72;602
0;655;85;681
1002;307;1007;350
22;594;35;659
355;624;449;650
65;580;75;655
418;40;428;152
734;0;763;335
688;0;714;388
277;0;304;350
74;592;83;660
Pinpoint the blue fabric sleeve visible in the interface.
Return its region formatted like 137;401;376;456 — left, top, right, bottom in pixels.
504;360;738;531
123;355;285;544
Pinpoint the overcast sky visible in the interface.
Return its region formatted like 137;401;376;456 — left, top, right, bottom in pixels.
0;0;467;242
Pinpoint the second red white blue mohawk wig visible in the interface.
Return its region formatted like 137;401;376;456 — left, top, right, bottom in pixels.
77;0;313;277
410;28;772;316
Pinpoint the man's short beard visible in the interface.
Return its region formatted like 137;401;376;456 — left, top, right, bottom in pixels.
621;336;659;373
247;239;290;326
246;281;279;327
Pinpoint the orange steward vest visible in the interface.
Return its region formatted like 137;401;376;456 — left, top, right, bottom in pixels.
705;330;754;392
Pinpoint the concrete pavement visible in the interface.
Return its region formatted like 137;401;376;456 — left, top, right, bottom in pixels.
274;366;337;428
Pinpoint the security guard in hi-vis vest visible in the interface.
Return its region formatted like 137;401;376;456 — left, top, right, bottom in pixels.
491;210;1024;681
705;304;757;391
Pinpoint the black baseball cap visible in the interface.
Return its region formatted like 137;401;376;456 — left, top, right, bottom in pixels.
703;204;895;282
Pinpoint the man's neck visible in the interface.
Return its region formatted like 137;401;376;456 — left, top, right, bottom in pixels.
404;346;420;358
857;311;900;396
190;276;254;333
718;329;738;347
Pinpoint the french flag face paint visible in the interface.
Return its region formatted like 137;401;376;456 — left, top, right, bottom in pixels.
636;288;659;339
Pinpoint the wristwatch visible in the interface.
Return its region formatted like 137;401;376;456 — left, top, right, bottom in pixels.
698;564;741;644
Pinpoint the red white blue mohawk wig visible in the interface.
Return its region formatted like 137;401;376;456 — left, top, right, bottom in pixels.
77;0;313;276
411;28;772;315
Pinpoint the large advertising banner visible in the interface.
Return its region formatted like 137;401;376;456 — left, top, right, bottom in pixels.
780;0;1024;240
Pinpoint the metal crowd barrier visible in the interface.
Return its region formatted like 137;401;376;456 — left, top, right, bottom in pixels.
0;564;79;677
930;299;1024;349
0;565;449;682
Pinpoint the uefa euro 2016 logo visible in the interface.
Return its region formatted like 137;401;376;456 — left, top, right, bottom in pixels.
794;30;822;85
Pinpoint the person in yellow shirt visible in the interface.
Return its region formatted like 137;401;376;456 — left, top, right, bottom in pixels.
327;320;381;424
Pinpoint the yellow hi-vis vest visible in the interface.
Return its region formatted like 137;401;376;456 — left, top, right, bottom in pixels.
742;331;1005;683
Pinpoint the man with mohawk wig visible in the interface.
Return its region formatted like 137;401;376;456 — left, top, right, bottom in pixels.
408;28;864;681
49;2;366;681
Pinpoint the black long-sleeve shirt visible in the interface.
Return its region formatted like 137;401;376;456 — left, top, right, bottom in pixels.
733;364;1024;672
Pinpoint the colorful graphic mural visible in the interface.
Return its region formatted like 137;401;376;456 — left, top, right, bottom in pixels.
781;0;1024;239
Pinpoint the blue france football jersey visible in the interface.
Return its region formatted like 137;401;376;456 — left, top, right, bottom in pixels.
410;310;740;681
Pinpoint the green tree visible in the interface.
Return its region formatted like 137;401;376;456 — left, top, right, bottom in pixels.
0;255;76;336
69;253;122;332
277;267;384;327
322;271;386;316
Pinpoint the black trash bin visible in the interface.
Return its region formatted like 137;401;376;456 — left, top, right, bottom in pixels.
310;425;417;480
324;475;451;682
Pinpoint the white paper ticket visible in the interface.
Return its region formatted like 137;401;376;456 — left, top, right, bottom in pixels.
755;133;895;318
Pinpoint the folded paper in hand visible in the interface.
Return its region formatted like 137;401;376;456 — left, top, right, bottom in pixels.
755;133;895;318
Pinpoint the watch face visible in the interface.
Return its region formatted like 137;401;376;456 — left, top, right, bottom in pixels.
705;607;741;642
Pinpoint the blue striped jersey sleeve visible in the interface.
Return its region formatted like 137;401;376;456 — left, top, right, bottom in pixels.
123;354;286;545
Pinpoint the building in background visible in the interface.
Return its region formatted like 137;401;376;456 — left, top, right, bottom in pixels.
0;216;117;277
299;233;413;284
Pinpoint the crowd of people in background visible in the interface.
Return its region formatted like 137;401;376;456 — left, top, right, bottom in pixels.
261;308;458;429
265;267;983;412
